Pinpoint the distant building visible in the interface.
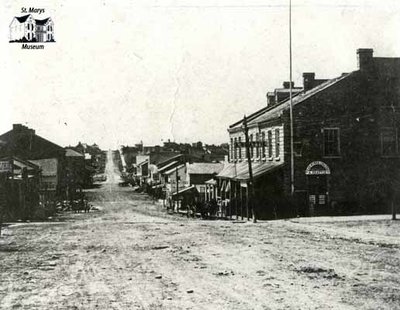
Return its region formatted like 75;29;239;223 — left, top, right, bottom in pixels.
9;14;54;42
218;48;400;219
65;148;86;188
0;124;66;199
187;162;224;200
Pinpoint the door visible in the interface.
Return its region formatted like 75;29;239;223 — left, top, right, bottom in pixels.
308;175;328;216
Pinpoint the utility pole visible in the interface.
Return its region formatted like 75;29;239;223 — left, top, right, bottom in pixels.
243;115;257;223
289;0;295;196
391;103;398;220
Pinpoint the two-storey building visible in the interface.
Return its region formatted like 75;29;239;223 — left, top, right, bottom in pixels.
218;49;400;219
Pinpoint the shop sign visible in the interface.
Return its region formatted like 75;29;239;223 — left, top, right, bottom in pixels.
305;161;331;175
0;161;12;172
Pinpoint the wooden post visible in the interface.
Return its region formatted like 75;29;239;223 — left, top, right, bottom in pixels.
175;166;179;213
228;180;232;219
243;115;257;223
246;183;249;221
236;183;240;220
392;199;397;220
240;184;243;220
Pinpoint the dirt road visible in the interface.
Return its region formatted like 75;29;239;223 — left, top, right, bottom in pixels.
0;152;399;309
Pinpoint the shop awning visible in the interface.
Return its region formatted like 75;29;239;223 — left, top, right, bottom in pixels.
217;161;284;181
205;178;217;185
158;161;179;173
171;186;198;197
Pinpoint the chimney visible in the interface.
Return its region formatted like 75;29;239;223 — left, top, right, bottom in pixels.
357;48;374;72
13;124;24;132
13;124;35;135
266;92;275;106
303;72;315;91
283;81;294;89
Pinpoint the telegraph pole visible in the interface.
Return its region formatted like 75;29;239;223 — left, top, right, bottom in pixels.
289;0;295;196
391;103;398;220
243;115;257;223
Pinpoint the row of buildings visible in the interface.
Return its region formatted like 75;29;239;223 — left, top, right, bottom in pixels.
0;124;101;220
131;48;399;219
121;142;229;214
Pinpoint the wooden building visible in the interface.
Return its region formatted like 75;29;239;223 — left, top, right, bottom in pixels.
0;124;68;199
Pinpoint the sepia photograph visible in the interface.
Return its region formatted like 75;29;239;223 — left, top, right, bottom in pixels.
0;0;399;309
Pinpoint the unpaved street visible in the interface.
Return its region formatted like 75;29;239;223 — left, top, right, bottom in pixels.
0;152;399;309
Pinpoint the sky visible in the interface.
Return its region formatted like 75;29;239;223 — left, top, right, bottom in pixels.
1;0;399;149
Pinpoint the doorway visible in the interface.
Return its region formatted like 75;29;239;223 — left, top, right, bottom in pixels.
305;161;331;216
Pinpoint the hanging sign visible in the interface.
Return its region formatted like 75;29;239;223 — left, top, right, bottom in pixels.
305;161;331;175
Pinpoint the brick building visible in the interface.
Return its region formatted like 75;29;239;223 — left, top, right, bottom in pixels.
218;49;400;219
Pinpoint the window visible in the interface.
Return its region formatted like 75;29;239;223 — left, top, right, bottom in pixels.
294;141;303;157
381;128;398;157
261;132;266;158
238;137;242;159
233;138;237;159
323;128;340;157
248;134;253;158
275;129;280;158
231;138;234;160
268;131;273;158
255;133;259;158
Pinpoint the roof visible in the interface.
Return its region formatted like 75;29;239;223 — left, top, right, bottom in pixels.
35;18;50;25
137;159;149;167
164;164;185;176
188;162;224;175
0;125;65;160
150;153;182;166
157;161;179;173
229;72;353;130
29;158;58;177
172;185;198;196
15;15;30;23
65;148;84;157
248;73;352;126
217;161;284;181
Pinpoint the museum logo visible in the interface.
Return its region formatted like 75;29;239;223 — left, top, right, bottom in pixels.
9;7;55;50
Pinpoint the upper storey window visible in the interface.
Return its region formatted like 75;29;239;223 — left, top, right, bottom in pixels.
323;128;340;157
